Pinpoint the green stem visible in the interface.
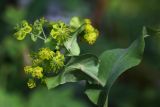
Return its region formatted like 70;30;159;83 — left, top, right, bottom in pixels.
30;33;45;41
104;96;108;107
41;27;47;39
37;35;45;40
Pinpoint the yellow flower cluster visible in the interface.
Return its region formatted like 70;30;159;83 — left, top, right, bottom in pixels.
50;51;65;72
24;66;43;79
24;66;43;88
38;48;54;60
24;66;33;74
32;59;42;66
50;21;71;44
24;47;65;88
32;66;43;79
36;48;65;71
84;19;91;24
14;17;100;89
31;18;47;36
27;79;36;88
83;19;99;45
14;20;32;40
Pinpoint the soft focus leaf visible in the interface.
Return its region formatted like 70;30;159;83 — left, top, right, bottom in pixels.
86;27;147;106
99;28;145;89
64;25;84;56
65;54;102;85
0;89;24;107
85;89;101;105
96;27;146;106
45;54;101;89
143;26;160;37
3;7;26;25
29;88;87;107
45;75;62;89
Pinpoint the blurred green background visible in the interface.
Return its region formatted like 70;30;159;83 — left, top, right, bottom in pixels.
0;0;160;107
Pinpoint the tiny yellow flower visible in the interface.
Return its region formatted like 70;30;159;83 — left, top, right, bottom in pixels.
50;21;71;44
32;17;47;35
32;66;43;79
23;25;32;33
39;17;47;25
14;30;27;40
24;66;33;74
21;20;32;33
27;79;36;88
32;59;42;66
38;48;54;60
84;31;98;45
85;24;94;32
83;18;99;45
21;20;29;27
84;18;91;24
55;51;65;66
50;51;65;72
14;20;32;40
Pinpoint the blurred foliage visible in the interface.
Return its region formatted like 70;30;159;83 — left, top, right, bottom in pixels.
0;87;89;107
0;89;24;107
3;7;26;26
28;88;88;107
110;80;160;107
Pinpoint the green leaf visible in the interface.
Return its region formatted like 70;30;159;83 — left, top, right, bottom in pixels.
64;25;84;56
3;7;26;25
45;73;77;89
0;89;24;107
99;27;144;90
86;27;148;106
65;54;102;85
143;26;160;37
45;75;62;89
85;89;101;105
29;88;87;107
45;54;101;89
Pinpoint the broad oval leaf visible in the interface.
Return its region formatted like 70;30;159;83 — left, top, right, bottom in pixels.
45;72;77;89
65;54;102;85
98;28;145;91
45;54;101;89
86;27;147;106
45;75;62;89
85;89;101;105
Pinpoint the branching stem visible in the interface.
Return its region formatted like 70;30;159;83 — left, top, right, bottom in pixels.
42;27;47;39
